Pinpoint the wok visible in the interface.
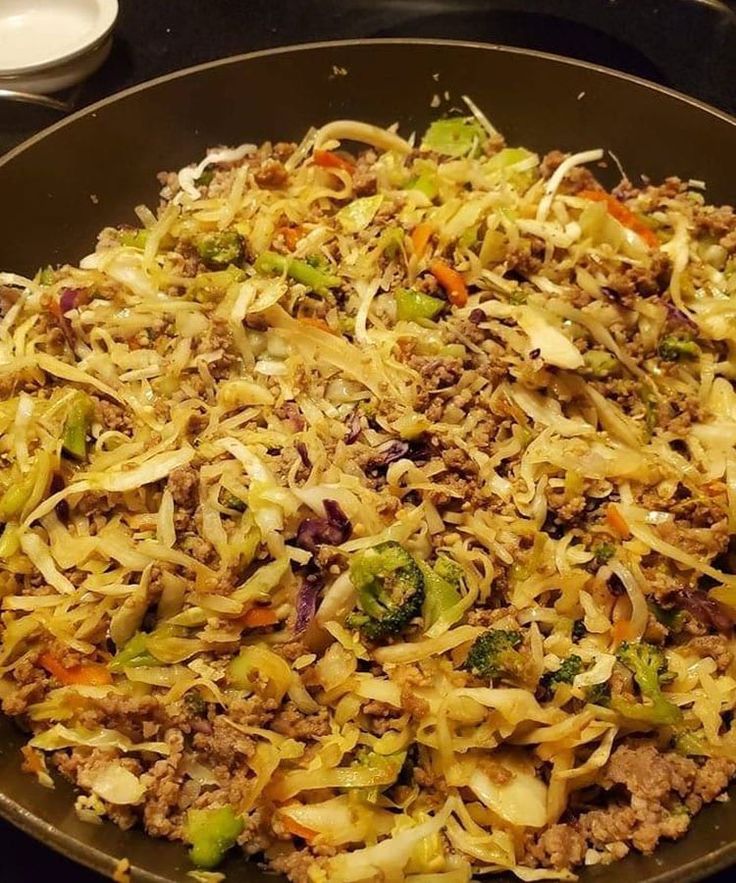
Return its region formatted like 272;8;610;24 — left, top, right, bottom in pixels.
0;38;735;883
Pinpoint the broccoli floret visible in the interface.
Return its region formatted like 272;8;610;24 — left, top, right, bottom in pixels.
658;335;700;362
545;655;583;688
538;654;583;700
195;231;244;268
583;350;620;378
648;600;685;633
611;640;682;726
593;542;616;565
586;682;611;706
462;629;526;681
347;541;424;640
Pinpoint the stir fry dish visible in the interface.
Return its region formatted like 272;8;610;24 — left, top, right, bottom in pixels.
2;104;736;882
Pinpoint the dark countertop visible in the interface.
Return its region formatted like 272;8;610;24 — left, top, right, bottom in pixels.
1;1;735;880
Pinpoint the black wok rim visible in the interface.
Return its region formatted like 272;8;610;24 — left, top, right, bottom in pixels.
1;36;736;883
1;36;735;168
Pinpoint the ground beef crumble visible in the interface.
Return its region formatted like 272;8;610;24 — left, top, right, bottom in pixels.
524;744;736;870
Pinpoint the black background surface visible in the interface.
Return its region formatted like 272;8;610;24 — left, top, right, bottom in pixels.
1;0;736;880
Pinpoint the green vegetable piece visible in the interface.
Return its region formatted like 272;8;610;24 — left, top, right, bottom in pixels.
541;654;583;692
0;524;19;558
352;749;406;803
62;392;95;460
184;691;207;716
421;117;486;158
395;288;445;322
38;266;55;286
420;557;462;627
226;650;255;689
638;383;659;436
674;731;711;758
191;267;246;302
305;254;328;270
119;228;149;249
219;489;246;511
648;600;685;633
239;518;262;569
583;350;619;378
378;226;404;259
184;806;244;869
508;289;528;305
336;195;384;233
611;640;682;726
196;231;244;269
195;169;215;188
585;682;611;706
347;541;425;640
405;172;438;201
458;223;480;250
0;450;51;523
486;147;534;172
434;555;463;586
462;629;526;681
109;632;159;671
593;542;615;565
0;473;37;522
658;335;700;362
254;251;341;296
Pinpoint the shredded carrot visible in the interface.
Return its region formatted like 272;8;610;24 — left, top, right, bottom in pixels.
410;222;433;259
579;190;659;248
240;606;279;628
313;149;355;174
299;316;333;334
605;503;630;539
277;225;306;252
429;259;468;307
611;618;635;644
281;815;318;841
39;652;113;686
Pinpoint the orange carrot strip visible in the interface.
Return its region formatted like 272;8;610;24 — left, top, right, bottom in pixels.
277;225;306;252
73;664;114;685
39;652;112;686
313;149;355;174
605;503;631;540
240;606;279;628
611;618;635;644
299;316;333;334
410;222;433;259
579;190;659;248
429;259;468;307
281;815;318;841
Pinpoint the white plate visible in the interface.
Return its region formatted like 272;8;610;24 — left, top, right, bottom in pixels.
0;0;118;93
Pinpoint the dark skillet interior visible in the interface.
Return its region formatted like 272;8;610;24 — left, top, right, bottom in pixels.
1;38;736;883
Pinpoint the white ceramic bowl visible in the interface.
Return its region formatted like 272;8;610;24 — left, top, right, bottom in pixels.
0;0;118;94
